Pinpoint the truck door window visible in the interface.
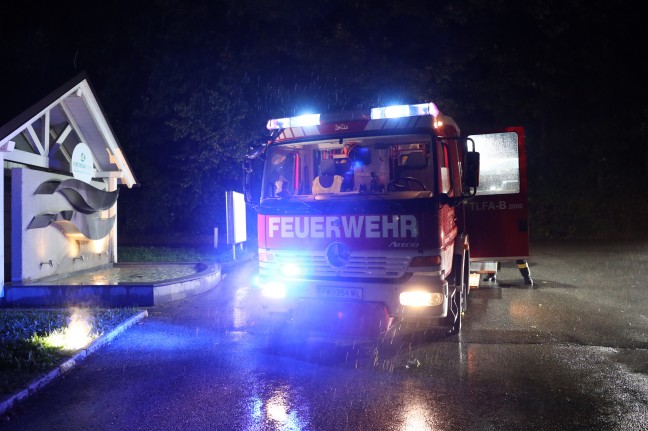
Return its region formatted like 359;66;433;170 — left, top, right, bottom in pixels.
264;151;297;198
468;132;520;195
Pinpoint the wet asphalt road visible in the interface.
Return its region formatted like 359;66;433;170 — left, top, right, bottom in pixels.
1;240;647;430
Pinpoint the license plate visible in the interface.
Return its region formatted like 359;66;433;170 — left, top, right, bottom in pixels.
317;287;362;299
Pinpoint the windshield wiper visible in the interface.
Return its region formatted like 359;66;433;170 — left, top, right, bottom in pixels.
260;196;321;214
357;191;405;211
290;196;321;213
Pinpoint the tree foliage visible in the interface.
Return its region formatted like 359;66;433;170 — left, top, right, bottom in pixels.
3;0;646;240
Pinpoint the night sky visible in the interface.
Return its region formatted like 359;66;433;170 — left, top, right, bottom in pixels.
1;0;646;241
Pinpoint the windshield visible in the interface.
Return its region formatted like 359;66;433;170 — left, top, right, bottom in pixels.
261;134;435;203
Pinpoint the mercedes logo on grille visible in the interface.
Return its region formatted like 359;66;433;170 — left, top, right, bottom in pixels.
325;242;351;268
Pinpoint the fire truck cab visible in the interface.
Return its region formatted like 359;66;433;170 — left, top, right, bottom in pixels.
244;103;528;337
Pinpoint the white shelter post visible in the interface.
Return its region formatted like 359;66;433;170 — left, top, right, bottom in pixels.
0;141;16;297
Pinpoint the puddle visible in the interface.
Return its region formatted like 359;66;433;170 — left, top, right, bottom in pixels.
21;263;208;286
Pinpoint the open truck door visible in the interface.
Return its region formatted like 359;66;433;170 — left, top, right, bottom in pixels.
465;127;529;264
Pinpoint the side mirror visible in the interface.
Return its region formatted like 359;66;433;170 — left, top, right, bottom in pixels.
464;151;480;191
242;160;254;205
243;156;264;206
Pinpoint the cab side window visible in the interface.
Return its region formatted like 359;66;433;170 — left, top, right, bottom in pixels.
469;132;520;195
439;142;451;194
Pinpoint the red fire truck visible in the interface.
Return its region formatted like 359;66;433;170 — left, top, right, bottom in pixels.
244;102;528;336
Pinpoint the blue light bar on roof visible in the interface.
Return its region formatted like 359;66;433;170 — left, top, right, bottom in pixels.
370;102;439;120
267;113;321;130
266;102;440;130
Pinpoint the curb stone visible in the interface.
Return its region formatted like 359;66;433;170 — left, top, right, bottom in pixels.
0;309;149;417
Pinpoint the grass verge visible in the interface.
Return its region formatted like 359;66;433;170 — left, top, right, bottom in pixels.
0;308;142;396
0;244;251;398
117;245;254;263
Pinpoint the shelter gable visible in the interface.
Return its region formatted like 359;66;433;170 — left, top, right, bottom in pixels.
0;72;137;188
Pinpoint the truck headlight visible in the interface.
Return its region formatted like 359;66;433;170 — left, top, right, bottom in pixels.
399;291;443;307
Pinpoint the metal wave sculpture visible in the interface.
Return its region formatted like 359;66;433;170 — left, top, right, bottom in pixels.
34;179;119;213
28;179;118;240
28;210;116;240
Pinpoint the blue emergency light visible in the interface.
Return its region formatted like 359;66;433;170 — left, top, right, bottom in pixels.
266;102;440;130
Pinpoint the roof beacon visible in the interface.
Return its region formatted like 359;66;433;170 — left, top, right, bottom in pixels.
267;114;320;130
370;102;439;120
266;102;441;130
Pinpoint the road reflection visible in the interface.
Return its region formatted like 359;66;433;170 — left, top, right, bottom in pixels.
235;270;460;430
399;380;439;431
245;385;309;431
233;285;254;329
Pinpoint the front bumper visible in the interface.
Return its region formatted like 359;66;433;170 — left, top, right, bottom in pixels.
257;272;450;329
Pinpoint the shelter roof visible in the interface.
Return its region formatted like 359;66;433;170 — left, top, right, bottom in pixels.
0;72;137;188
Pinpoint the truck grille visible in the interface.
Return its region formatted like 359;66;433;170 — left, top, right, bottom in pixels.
261;252;411;279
